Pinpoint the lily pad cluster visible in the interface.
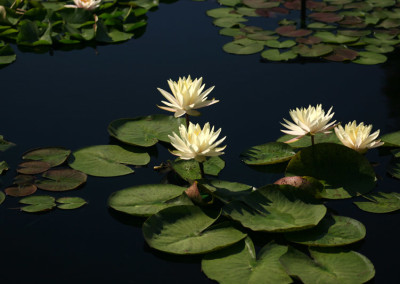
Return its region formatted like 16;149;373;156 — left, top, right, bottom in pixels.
0;0;157;65
207;0;400;64
19;195;87;212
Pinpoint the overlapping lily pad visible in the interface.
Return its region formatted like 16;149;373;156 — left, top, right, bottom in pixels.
19;195;56;213
381;130;400;147
23;147;71;167
57;197;87;210
143;205;247;254
202;238;292;284
0;191;5;205
276;132;340;148
108;184;192;217
5;184;37;197
36;169;87;191
354;192;400;213
171;157;225;181
17;161;51;175
240;142;295;165
199;179;253;203
0;135;16;151
0;161;9;174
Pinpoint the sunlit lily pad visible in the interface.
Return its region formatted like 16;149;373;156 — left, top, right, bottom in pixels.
223;185;327;232
108;115;184;147
353;52;387;65
314;31;358;43
23;147;71;167
284;215;366;246
0;191;5;205
57;197;87;210
202;238;292;284
354;192;400;213
214;17;247;28
143;205;246;254
286;143;376;199
199;179;253;203
17;161;51;175
108;184;192;217
220;27;245;36
5;184;37;197
218;0;241;6
19;195;56;213
381;130;400;147
69;145;150;177
36;169;87;191
276;132;340;148
171;157;225;181
0;161;9;174
261;49;298;61
264;39;296;48
223;39;264;54
241;142;295;165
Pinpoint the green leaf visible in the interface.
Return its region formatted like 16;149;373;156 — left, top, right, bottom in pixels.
0;135;15;151
204;156;225;176
213;17;247;28
206;8;242;18
292;44;333;57
36;169;87;191
223;39;264;55
223;185;327;232
17;161;51;175
199;179;253;203
95;20;133;43
108;115;184;147
202;238;292;284
388;157;400;178
365;44;394;53
56;197;87;210
69;145;150;177
0;161;9;174
219;28;245;37
280;247;375;284
261;49;298;61
241;142;295;165
264;39;296;48
0;44;16;65
242;0;280;8
286;143;376;199
314;31;358;43
0;191;5;205
19;195;56;213
353;52;387;65
381;130;400;147
16;20;52;46
108;184;192;217
171;157;225;181
354;192;400;213
218;0;241;6
143;205;246;254
276;133;340;148
285;215;366;246
236;7;259;17
23;147;71;167
5;184;37;197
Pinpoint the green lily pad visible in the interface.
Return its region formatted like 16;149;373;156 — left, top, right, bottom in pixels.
223;39;264;54
0;191;5;205
206;8;241;18
5;184;37;197
0;44;16;65
309;12;344;23
69;145;150;177
218;0;241;6
285;143;376;199
243;0;280;8
199;179;253;203
202;238;292;284
247;30;278;41
353;52;387;65
280;247;375;284
19;195;56;213
240;142;296;165
143;205;247;254
388;157;400;178
108;184;192;217
276;25;312;37
365;44;394;53
204;156;226;176
264;39;296;48
17;161;51;175
293;44;333;57
284;215;366;246
108;115;184;147
381;130;400;147
0;161;9;174
220;28;245;37
171;157;225;181
0;135;15;151
36;169;87;191
314;31;358;43
354;192;400;213
276;132;340;148
23;147;71;167
261;49;298;61
337;30;371;37
223;185;327;232
57;197;87;210
214;17;247;28
237;7;259;17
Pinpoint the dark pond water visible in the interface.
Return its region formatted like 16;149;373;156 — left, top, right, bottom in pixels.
1;0;400;283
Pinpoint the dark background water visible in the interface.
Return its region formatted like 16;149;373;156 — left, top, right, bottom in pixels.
1;0;400;283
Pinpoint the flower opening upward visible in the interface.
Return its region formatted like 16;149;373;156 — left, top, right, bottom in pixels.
281;104;336;137
169;122;226;162
65;0;101;10
157;76;218;118
334;121;384;153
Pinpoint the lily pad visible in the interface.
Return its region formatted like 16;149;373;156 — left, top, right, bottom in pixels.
261;49;298;61
0;44;16;65
292;44;333;57
143;205;247;254
324;47;358;61
276;132;340;148
243;0;280;9
353;52;387;65
314;31;358;43
69;145;150;177
0;135;15;151
223;39;264;54
388;157;400;178
309;12;344;23
381;130;400;147
0;161;9;174
19;195;56;213
354;192;400;213
202;238;292;284
284;215;366;246
276;25;312;37
171;157;225;181
241;142;296;165
5;184;37;197
280;247;375;284
0;191;5;205
285;143;376;199
214;17;247;28
206;8;241;18
17;161;51;175
108;115;185;147
264;39;296;48
108;184;192;217
57;197;87;210
365;44;395;53
199;179;253;203
223;185;327;232
36;169;87;191
23;147;71;167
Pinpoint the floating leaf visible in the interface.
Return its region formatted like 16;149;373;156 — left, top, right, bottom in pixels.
223;39;264;54
224;185;327;232
69;145;149;177
241;142;296;165
0;44;16;65
276;25;312;37
281;247;374;283
261;49;298;61
296;36;322;44
218;0;241;6
243;0;280;9
365;44;394;53
0;161;9;174
0;135;15;151
324;47;358;61
0;191;5;205
388;157;400;178
206;8;241;18
247;30;278;40
23;147;71;167
237;7;259;17
199;179;253;203
5;184;37;197
57;197;87;210
202;238;291;284
307;22;336;29
204;156;226;176
108;184;192;217
354;192;400;213
36;169;87;191
143;205;246;254
314;31;358;43
108;115;184;147
286;143;376;199
276;132;340;148
171;156;225;181
337;30;371;37
309;12;344;23
17;161;51;175
285;215;366;246
214;17;247;28
353;51;387;65
292;44;333;57
264;39;296;48
19;195;56;213
220;28;245;37
381;130;400;146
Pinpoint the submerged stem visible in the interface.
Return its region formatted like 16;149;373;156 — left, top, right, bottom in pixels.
311;135;315;146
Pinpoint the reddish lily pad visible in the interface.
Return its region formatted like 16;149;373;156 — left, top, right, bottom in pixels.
324;47;358;61
36;169;87;191
276;25;312;37
13;175;35;186
243;0;280;9
22;147;71;167
17;161;51;175
5;184;37;197
296;36;322;44
293;44;333;57
309;12;344;23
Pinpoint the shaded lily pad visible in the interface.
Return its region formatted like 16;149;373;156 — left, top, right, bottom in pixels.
69;145;150;177
0;191;5;205
264;39;296;48
285;215;366;246
292;44;333;57
202;238;292;284
280;246;375;283
199;179;253;203
276;132;340;148
261;49;298;61
108;184;192;217
381;130;400;147
206;8;241;18
171;157;225;181
0;44;16;65
247;30;278;40
36;169;87;191
0;161;9;174
23;147;71;167
276;25;312;37
143;205;246;254
388;157;400;178
17;161;51;175
243;0;280;9
108;115;185;147
0;135;15;152
309;12;344;23
324;47;358;61
57;197;87;210
285;143;376;199
5;184;37;197
240;142;296;165
19;195;56;213
214;17;247;28
354;192;400;213
223;185;327;232
314;31;358;43
353;52;387;65
365;44;395;53
223;39;264;54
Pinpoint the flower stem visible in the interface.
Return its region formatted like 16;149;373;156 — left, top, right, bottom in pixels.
311;135;315;146
185;113;190;128
199;162;205;179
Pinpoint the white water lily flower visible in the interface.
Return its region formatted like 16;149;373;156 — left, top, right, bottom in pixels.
157;76;218;118
65;0;101;10
334;121;384;153
169;122;226;162
281;104;336;138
